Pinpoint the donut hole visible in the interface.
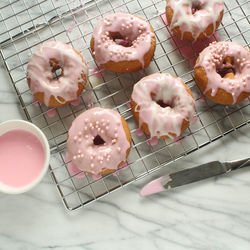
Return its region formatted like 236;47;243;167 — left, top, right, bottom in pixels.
217;57;236;78
114;38;132;47
191;2;202;14
151;93;173;108
52;67;63;80
93;135;105;146
156;100;172;108
110;32;133;47
49;59;64;81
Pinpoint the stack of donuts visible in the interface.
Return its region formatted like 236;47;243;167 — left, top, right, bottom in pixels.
26;1;249;176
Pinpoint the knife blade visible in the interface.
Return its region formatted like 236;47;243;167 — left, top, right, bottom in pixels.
140;157;250;196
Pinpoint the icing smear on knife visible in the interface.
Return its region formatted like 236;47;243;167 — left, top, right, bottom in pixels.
140;175;172;196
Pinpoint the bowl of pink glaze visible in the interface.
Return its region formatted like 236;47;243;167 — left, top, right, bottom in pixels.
0;120;50;194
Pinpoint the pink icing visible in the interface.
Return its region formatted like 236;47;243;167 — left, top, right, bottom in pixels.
167;0;224;41
92;174;102;181
87;94;94;108
174;136;183;145
32;97;39;107
135;129;144;137
193;115;198;124
140;175;172;196
27;41;88;107
89;66;106;79
112;160;129;177
46;109;57;118
126;102;131;109
92;13;155;68
71;97;81;107
67;107;131;175
0;130;45;188
196;41;250;103
147;137;159;146
198;94;206;103
131;73;195;138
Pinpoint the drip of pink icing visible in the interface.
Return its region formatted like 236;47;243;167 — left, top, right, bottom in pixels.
46;109;57;118
92;174;102;181
198;94;206;103
67;107;131;175
131;73;195;138
32;97;39;107
174;136;183;145
92;13;155;68
196;41;250;103
27;41;88;107
167;0;224;41
193;115;198;124
126;102;131;109
147;137;159;146
135;129;144;137
113;160;129;177
71;97;81;107
90;66;106;79
87;94;94;108
161;13;220;67
0;130;45;188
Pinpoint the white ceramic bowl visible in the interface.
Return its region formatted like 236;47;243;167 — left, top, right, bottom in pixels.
0;120;50;194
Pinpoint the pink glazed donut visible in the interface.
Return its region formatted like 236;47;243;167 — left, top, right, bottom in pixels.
131;73;195;139
27;41;88;107
194;41;250;104
90;13;156;73
67;107;132;175
166;0;224;41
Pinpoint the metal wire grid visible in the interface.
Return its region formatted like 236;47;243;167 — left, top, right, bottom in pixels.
0;0;249;210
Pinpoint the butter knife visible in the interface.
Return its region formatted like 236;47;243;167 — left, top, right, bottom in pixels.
140;157;250;196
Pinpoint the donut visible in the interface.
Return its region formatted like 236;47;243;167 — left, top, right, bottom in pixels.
27;41;88;107
90;13;156;73
67;107;132;175
194;41;250;105
166;0;224;41
131;73;195;139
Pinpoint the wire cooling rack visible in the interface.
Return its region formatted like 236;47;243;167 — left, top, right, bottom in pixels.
0;0;249;210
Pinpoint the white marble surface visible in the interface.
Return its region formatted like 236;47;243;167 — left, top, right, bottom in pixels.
1;0;250;249
1;59;250;250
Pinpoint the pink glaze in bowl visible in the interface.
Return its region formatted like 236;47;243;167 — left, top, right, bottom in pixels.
0;120;50;194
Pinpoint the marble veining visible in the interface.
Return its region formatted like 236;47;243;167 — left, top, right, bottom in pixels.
0;0;250;249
